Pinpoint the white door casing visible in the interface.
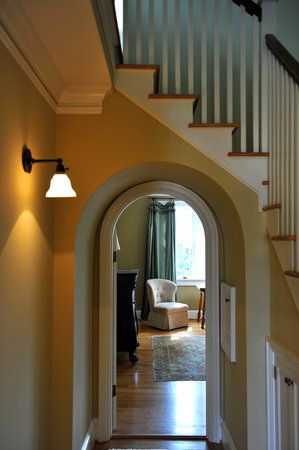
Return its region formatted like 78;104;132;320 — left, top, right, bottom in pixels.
98;181;221;443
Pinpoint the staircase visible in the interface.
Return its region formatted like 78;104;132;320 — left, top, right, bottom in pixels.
114;64;268;202
96;0;299;311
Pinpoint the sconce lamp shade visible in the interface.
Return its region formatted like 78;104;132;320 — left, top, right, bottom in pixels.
22;146;77;198
46;173;77;198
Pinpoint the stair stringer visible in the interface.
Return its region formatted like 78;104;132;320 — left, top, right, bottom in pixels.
114;67;268;207
265;209;299;312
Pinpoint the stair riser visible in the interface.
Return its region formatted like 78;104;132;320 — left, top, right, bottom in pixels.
285;276;299;312
115;69;267;199
265;209;280;237
271;241;295;272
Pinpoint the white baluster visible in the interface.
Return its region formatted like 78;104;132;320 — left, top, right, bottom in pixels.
162;0;168;93
268;52;273;204
280;65;285;235
272;56;277;205
261;0;277;153
123;0;129;63
201;0;207;123
148;0;154;64
188;0;194;94
289;80;295;238
214;0;220;122
252;16;260;152
284;73;290;234
275;58;280;206
240;6;247;151
175;0;181;94
226;0;233;123
136;0;142;64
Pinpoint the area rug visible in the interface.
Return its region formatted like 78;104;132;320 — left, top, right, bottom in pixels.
151;334;206;382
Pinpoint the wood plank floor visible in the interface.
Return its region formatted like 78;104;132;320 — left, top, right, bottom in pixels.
114;320;206;436
94;437;223;449
94;321;224;449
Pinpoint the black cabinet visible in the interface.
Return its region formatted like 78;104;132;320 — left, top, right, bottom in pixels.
117;269;139;364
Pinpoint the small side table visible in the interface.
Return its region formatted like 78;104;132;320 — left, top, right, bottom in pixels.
196;286;206;330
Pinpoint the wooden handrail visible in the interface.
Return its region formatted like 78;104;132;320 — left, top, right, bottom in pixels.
232;0;262;21
266;34;299;86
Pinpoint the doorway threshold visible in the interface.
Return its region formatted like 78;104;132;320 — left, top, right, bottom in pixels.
111;434;207;440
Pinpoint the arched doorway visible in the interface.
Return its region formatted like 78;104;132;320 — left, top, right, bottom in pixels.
98;181;220;443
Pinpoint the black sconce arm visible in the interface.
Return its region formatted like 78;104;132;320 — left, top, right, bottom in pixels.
22;146;68;173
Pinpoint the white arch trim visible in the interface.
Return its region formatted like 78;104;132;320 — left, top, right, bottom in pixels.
98;181;220;443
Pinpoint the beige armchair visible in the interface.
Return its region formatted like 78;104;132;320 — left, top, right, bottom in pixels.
146;279;189;330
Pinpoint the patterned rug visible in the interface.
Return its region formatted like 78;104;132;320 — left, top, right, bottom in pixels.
151;334;206;382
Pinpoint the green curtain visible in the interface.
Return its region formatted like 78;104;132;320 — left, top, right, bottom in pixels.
141;199;176;320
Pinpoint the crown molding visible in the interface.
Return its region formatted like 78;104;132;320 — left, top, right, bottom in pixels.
0;0;109;114
57;87;111;114
0;0;65;99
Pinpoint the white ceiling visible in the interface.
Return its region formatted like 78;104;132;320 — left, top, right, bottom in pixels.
0;0;112;113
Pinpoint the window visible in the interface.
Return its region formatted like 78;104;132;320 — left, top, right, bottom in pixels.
175;201;205;284
114;0;124;50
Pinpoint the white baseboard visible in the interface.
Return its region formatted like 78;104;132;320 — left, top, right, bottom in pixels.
80;418;97;450
137;309;198;320
221;420;237;450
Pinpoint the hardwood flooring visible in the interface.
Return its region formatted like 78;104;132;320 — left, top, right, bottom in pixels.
94;437;223;449
94;321;224;449
114;320;206;437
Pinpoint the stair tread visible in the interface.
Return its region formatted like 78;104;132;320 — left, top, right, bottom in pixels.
189;122;239;128
271;235;296;241
117;64;160;71
262;204;281;211
285;271;299;278
228;152;269;157
149;94;200;99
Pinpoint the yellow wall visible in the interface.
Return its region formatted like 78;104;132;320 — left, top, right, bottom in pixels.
0;43;55;450
53;89;272;450
5;42;298;450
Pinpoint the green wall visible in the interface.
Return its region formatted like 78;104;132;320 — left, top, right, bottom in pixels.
277;0;299;61
116;197;149;309
116;197;202;310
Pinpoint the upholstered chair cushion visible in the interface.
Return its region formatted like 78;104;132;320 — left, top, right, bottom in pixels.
146;279;189;330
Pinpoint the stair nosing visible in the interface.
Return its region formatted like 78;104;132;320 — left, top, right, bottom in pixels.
285;271;299;279
189;122;239;129
227;152;269;157
149;94;200;99
271;235;296;241
116;64;160;71
262;204;281;211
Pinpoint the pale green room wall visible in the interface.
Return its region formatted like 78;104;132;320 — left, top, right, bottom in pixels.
0;43;55;450
116;197;149;309
277;0;299;60
116;197;200;310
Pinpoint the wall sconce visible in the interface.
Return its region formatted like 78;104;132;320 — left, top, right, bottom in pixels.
22;146;77;198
